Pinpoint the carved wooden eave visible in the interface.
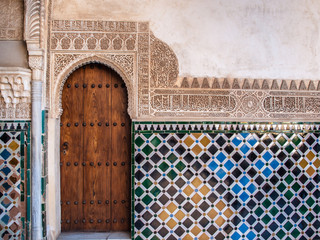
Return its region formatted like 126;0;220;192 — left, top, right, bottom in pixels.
48;19;320;121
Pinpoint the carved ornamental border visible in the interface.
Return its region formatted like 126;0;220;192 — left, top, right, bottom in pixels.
49;20;320;121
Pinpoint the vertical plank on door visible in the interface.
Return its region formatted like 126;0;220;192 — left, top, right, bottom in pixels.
60;67;84;231
83;65;112;231
110;70;131;231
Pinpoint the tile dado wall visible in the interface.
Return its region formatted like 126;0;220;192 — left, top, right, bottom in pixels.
133;122;320;240
0;121;30;240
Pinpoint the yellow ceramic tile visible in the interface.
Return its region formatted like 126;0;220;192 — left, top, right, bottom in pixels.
183;185;194;196
183;234;193;240
223;208;233;218
192;177;202;188
199;233;209;240
306;151;315;161
192;133;202;139
167;202;177;213
8;141;19;151
191;193;202;204
199;185;210;195
175;210;185;221
299;159;308;169
200;136;211;147
215;216;225;227
216;200;226;211
207;209;218;219
313;159;320;168
184;136;195;147
306;166;315;176
192;145;202;155
159;210;169;221
166;219;177;229
191;226;201;236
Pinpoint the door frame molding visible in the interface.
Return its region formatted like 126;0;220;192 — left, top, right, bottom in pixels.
47;59;133;238
52;55;135;119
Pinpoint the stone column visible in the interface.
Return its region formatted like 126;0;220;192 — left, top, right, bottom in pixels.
29;55;43;240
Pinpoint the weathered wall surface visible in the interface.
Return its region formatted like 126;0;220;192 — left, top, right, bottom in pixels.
52;0;320;80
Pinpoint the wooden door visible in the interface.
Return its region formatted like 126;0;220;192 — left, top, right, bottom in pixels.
60;63;131;232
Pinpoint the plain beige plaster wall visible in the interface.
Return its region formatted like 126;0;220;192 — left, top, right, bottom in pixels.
52;0;320;80
0;41;29;68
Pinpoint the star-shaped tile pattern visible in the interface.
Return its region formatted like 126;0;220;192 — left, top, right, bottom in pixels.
134;124;320;240
0;131;22;240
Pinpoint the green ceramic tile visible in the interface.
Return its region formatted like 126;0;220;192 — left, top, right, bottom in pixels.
167;169;178;180
151;136;161;147
142;228;152;238
167;153;178;163
142;179;153;189
150;186;161;197
284;190;293;200
284;221;293;231
175;161;186;171
159;162;169;172
276;229;286;239
142;195;152;205
135;187;144;197
135;136;144;147
261;214;271;224
277;183;286;192
291;229;300;238
299;205;308;215
142;145;153;156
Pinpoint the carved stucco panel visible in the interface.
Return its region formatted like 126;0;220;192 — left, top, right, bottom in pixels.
150;33;179;88
48;20;320;121
0;68;32;119
0;0;23;40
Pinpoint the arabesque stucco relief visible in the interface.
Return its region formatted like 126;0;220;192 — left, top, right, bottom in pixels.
48;19;320;121
0;68;31;119
0;0;24;40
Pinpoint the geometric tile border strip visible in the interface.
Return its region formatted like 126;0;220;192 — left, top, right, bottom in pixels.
0;131;22;239
0;122;29;131
133;122;320;240
134;122;320;132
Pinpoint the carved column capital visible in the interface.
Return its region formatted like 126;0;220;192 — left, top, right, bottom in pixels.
28;55;44;71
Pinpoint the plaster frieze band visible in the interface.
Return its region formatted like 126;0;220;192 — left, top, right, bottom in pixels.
49;19;320;121
150;77;320;121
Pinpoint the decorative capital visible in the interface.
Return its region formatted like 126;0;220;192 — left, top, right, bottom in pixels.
28;55;43;70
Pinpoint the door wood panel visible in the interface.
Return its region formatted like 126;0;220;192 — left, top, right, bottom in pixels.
60;64;131;232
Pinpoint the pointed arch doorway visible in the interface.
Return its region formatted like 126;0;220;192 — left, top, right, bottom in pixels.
60;63;131;232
